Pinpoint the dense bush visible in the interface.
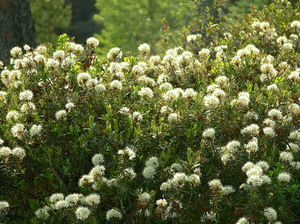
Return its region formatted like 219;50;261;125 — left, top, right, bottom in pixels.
0;0;299;223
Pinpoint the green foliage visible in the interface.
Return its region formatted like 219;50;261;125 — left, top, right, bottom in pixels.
30;0;72;44
94;0;200;55
0;0;300;223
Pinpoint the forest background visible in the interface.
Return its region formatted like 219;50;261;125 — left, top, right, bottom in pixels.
29;0;295;56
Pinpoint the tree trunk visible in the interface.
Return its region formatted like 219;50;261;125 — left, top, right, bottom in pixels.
0;0;37;65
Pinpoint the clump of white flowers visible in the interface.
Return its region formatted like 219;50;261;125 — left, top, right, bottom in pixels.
264;207;277;222
86;37;99;48
203;128;215;139
138;43;150;55
106;208;122;221
143;157;159;179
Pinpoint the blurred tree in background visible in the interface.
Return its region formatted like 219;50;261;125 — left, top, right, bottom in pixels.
30;0;71;44
66;0;102;44
94;0;198;56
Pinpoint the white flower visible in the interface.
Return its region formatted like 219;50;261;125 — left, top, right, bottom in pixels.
288;71;299;81
77;72;91;87
263;127;275;137
242;162;255;172
106;208;122;220
159;82;173;92
19;90;33;101
6;111;20;121
264;207;277;221
199;48;210;60
187;34;199;42
75;206;91;220
268;109;282;119
110;80;122;90
163;89;179;101
30;125;42;137
236;217;249;224
142;166;156;179
46;59;59;69
279;151;294;163
260;21;270;30
160;181;171;191
262;175;272;184
168;113;179;123
138;87;153;98
215;76;229;86
124;167;136;179
65;102;75;110
201;211;216;221
267;84;278;91
107;47;122;60
287;143;299;153
11;123;25;139
289;103;300;115
54;200;69;210
226;140;241;153
145;157;159;168
35;206;50;220
89;165;105;179
132;111;143;121
289;130;300;140
283;43;293;51
95;84;106;93
132;65;144;76
183;88;197;99
241;124;260;136
203;128;215;138
150;55;161;65
221;185;235;195
208;179;223;190
84;194;100;206
92;154;105;166
12;147;26;160
140;192;151;204
21;102;36;113
10;47;22;58
244;137;259;153
55;110;67;120
86;78;98;89
278;172;291;182
172;172;187;187
53;50;65;60
65;193;83;206
0;138;3;145
256;161;269;171
188;174;200;185
276;36;287;45
49;193;64;203
291;20;300;30
124;146;136;160
160;106;173;114
86;37;99;47
156;199;167;207
0;147;11;158
247;175;263;187
78;175;94;187
119;107;130;115
138;43;150;55
204;95;220;109
263;118;276;128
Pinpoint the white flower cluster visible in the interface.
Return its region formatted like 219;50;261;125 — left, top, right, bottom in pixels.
143;157;159;179
241;161;271;188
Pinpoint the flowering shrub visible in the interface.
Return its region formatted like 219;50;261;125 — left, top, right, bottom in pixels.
0;0;299;223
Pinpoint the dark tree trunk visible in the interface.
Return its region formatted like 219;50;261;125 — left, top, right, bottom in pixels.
0;0;37;65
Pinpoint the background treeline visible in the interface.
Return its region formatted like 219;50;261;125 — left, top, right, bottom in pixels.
31;0;298;56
